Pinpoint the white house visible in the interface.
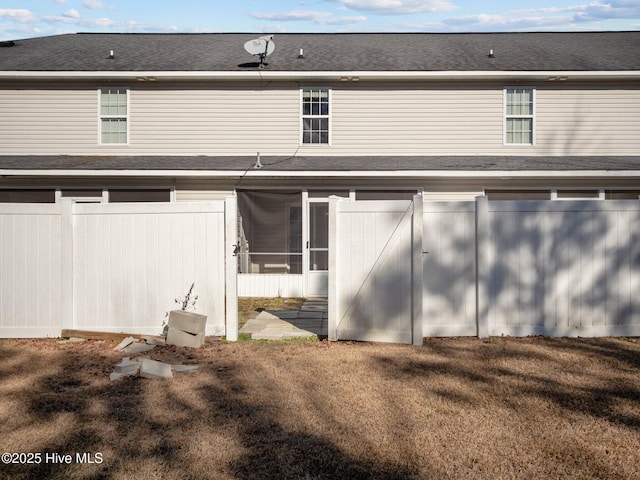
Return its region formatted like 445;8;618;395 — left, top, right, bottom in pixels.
1;32;639;341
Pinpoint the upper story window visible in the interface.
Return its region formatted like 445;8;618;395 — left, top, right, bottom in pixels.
504;87;534;145
99;87;128;145
301;87;330;145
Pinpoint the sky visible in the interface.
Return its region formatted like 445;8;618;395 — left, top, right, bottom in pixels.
1;0;639;41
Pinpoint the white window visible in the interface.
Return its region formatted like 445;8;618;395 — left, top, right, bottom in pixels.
301;87;330;145
99;87;128;144
504;87;534;145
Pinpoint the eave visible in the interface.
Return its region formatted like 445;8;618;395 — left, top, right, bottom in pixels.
1;70;640;82
3;169;640;180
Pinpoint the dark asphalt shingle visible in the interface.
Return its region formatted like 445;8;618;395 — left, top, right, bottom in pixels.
1;32;639;72
1;155;640;172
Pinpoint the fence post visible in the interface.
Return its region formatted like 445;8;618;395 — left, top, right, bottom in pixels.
476;195;490;338
327;196;340;341
60;199;74;331
412;195;424;346
225;196;238;342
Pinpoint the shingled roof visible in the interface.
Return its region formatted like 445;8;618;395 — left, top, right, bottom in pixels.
2;155;640;173
1;32;639;72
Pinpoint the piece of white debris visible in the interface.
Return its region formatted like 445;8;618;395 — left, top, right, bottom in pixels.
171;364;199;373
114;357;141;374
139;358;173;379
121;343;156;354
113;336;136;351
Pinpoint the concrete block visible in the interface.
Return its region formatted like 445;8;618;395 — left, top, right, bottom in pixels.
115;357;141;374
139;358;173;379
166;326;205;348
122;343;156;354
142;335;166;345
168;310;207;335
114;336;135;351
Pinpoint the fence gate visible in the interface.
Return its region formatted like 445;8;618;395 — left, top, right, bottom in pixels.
328;197;423;345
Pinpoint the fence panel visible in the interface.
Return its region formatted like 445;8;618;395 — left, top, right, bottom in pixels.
488;201;640;336
422;202;477;336
72;202;227;336
0;204;62;337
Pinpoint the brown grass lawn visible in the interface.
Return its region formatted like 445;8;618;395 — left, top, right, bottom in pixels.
0;336;639;480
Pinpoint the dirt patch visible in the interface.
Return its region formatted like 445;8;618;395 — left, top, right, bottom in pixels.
0;336;639;479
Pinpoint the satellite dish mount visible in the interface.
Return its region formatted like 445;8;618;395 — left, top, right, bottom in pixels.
244;35;275;68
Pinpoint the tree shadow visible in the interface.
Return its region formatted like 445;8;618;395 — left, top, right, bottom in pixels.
4;344;426;479
196;364;422;479
371;337;640;431
423;199;640;337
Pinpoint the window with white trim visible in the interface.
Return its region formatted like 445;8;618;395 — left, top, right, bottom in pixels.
301;87;330;145
504;87;534;145
99;87;128;144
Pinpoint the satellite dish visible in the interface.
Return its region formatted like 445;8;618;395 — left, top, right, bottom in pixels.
244;35;275;68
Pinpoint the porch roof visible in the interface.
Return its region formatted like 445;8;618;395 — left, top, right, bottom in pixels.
1;155;640;175
0;155;640;182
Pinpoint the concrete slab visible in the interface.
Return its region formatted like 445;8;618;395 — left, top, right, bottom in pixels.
139;358;173;379
252;332;284;340
114;336;135;351
284;331;316;338
270;310;299;319
114;357;141;374
297;311;326;318
240;298;327;340
239;318;264;334
122;343;156;354
255;311;281;320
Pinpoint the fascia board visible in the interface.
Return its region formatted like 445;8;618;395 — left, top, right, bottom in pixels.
2;169;640;179
1;71;639;81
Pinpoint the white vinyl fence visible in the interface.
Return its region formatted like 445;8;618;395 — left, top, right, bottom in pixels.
485;199;640;337
0;199;237;338
330;195;640;342
329;198;423;345
0;204;62;337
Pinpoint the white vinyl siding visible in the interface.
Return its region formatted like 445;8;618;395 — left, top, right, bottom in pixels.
99;87;128;145
0;82;638;156
301;87;330;145
504;87;534;145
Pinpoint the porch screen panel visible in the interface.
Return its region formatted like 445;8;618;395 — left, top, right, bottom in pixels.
309;203;329;271
237;191;302;274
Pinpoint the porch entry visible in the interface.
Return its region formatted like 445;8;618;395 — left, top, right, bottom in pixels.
236;190;343;298
307;200;329;297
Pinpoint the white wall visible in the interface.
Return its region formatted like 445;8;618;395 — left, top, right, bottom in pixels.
1;81;638;156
